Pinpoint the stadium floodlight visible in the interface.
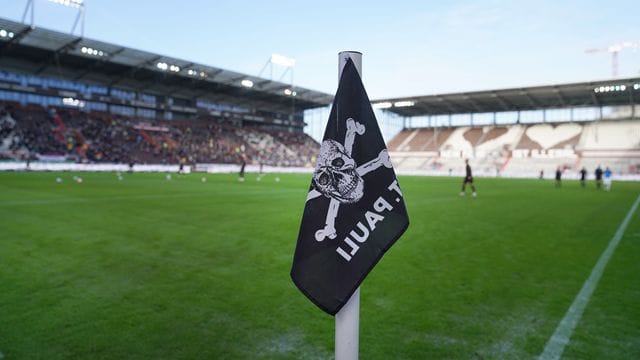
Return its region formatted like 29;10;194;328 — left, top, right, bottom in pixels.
80;46;107;57
241;79;254;88
634;84;640;90
394;101;415;107
0;29;14;38
271;54;296;68
156;62;168;71
62;97;85;108
169;65;180;72
48;0;84;8
284;88;299;96
597;84;627;93
372;102;392;109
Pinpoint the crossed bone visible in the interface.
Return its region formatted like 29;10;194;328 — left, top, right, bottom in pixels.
307;118;393;241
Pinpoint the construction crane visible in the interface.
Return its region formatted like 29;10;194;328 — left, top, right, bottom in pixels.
585;41;640;77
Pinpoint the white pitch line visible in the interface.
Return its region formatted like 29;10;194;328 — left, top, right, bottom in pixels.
539;193;640;360
0;193;195;206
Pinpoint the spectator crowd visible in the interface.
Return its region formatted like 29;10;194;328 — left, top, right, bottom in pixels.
0;103;319;167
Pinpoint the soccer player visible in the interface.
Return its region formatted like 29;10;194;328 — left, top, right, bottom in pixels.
238;154;246;182
579;167;587;188
595;165;603;189
603;167;612;191
555;166;562;187
460;159;477;197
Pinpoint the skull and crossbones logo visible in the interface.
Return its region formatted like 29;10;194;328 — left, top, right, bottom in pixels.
307;118;393;241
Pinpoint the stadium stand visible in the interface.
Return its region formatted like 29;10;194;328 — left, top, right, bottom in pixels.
1;17;638;177
580;120;640;150
519;123;582;150
379;77;640;178
388;120;640;177
0;102;319;167
0;17;334;171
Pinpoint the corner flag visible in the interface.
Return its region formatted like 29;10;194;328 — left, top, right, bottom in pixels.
291;59;409;315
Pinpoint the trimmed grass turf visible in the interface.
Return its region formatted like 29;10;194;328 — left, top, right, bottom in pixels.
0;171;639;359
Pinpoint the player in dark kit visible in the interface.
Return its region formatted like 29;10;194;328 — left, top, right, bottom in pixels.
238;154;246;182
595;165;603;188
460;159;477;197
555;167;562;187
579;167;587;187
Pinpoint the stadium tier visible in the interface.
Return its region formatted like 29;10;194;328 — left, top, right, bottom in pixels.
377;76;640;178
0;17;335;169
388;121;640;177
0;17;332;134
0;102;319;167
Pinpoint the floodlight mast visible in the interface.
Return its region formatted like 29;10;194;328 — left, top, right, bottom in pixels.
21;0;35;27
70;2;86;37
258;53;297;126
22;0;86;37
258;53;296;87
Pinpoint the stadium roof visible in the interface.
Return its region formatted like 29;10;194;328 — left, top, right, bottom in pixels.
0;17;333;114
374;77;640;117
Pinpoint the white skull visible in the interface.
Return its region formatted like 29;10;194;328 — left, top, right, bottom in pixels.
313;140;364;203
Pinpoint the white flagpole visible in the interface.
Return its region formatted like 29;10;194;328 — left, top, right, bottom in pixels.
335;50;362;360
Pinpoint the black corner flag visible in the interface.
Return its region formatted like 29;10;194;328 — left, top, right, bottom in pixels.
291;59;409;315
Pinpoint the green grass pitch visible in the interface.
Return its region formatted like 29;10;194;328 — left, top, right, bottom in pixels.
1;171;639;359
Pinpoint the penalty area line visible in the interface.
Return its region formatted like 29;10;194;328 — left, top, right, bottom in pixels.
538;193;640;360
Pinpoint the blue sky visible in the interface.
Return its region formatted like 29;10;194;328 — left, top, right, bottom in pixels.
2;0;640;99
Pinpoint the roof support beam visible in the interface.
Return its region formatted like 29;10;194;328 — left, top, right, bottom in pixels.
206;69;224;81
0;26;33;57
519;90;541;109
436;96;459;114
491;92;513;111
553;87;567;106
109;55;161;87
462;95;484;112
34;37;82;75
73;47;126;81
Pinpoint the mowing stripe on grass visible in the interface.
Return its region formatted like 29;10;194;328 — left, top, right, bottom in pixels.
0;193;194;206
538;193;640;360
0;188;304;206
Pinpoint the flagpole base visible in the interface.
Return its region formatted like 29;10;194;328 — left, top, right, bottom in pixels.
336;287;360;360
